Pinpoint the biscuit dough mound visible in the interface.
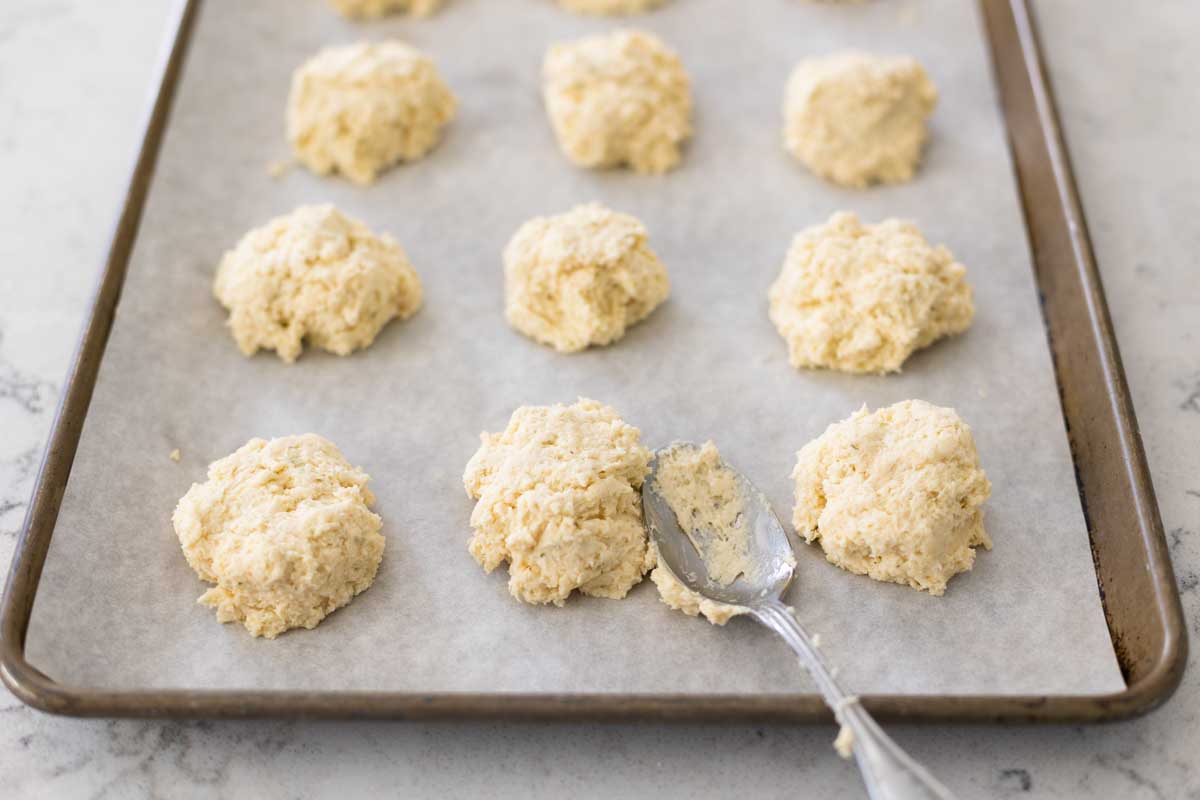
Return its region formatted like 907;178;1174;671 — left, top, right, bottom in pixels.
784;52;937;187
328;0;441;17
792;400;992;595
767;212;973;374
543;29;692;174
463;398;654;606
172;434;385;638
558;0;668;14
504;203;670;353
214;205;423;363
288;41;456;184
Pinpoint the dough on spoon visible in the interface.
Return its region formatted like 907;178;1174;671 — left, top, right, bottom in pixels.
792;400;992;595
172;434;385;639
327;0;442;17
463;398;654;606
557;0;669;14
767;211;973;374
648;441;756;625
288;40;456;184
783;52;936;187
214;204;423;363
543;29;692;174
504;203;670;353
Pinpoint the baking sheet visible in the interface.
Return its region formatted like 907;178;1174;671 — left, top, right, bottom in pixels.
25;0;1124;696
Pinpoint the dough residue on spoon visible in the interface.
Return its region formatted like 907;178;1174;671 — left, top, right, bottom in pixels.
649;441;754;625
834;724;856;759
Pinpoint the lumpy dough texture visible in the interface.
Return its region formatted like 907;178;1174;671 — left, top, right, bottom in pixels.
328;0;441;17
172;434;385;638
288;41;456;184
784;52;937;188
504;203;670;353
543;29;692;174
792;400;992;595
214;205;422;363
557;0;668;14
462;398;654;606
767;212;973;374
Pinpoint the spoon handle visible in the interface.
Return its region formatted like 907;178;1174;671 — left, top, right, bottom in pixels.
752;600;957;800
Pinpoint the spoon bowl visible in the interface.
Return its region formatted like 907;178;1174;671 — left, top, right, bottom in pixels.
641;440;957;800
642;441;795;607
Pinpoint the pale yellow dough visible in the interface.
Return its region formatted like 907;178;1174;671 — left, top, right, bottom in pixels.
328;0;441;18
557;0;668;14
649;548;745;627
172;434;384;639
652;442;750;585
463;398;654;606
288;41;456;184
834;724;856;759
792;400;992;596
648;442;756;625
543;29;692;174
214;205;422;363
767;212;973;374
504;203;670;353
784;52;937;188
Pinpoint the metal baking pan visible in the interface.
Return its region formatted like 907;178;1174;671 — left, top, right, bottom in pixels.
0;0;1185;721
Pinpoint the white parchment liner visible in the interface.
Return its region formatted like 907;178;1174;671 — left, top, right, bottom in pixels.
26;0;1124;696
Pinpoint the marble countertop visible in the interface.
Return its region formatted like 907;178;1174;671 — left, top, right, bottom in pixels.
1;1;1195;797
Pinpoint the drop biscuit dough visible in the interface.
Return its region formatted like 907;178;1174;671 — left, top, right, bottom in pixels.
173;434;385;638
328;0;442;17
791;400;992;595
288;41;456;184
504;203;670;353
543;29;692;174
214;205;422;363
784;52;936;187
768;212;973;374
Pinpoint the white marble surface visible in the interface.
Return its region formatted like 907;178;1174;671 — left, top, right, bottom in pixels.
0;1;1195;797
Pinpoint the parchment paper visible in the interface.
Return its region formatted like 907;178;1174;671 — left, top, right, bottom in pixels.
26;0;1125;696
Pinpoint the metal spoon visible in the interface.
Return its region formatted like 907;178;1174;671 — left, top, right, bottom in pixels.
643;442;957;800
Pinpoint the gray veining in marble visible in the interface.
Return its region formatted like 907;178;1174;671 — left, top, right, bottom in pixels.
0;0;1195;798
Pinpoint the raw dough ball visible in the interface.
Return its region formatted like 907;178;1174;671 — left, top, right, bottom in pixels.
783;52;937;187
767;212;973;374
328;0;442;18
792;400;992;595
214;205;422;363
648;442;757;626
557;0;668;14
288;41;456;184
172;434;385;638
543;29;692;174
504;203;670;353
463;398;654;606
